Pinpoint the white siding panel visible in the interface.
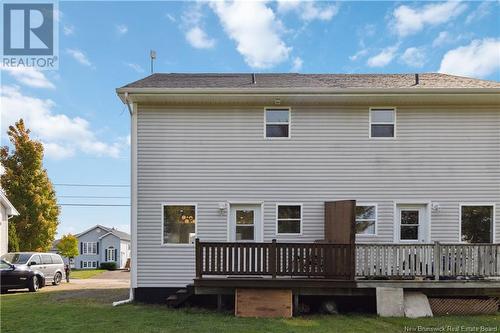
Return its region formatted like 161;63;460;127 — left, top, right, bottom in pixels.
137;106;500;287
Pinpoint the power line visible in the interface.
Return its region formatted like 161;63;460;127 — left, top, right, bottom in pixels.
59;204;130;207
59;195;130;199
54;183;130;188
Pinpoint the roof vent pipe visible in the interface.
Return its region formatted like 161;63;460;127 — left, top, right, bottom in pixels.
415;73;419;85
251;73;256;84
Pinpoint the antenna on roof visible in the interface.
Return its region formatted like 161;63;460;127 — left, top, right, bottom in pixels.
150;50;157;74
251;73;256;84
415;73;419;85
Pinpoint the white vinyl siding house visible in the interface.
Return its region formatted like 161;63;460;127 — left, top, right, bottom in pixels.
118;73;500;296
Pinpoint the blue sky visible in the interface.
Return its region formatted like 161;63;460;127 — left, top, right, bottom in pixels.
1;1;499;237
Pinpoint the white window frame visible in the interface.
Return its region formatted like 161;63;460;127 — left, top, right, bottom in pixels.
369;107;396;139
458;203;496;244
264;107;291;139
82;261;97;269
82;242;97;255
275;203;303;236
355;203;378;236
106;248;115;262
161;202;198;247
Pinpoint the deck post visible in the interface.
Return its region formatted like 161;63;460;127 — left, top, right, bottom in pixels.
434;241;440;281
270;239;277;278
195;238;202;279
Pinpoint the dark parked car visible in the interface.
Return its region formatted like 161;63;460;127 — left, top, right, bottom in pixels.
1;252;65;292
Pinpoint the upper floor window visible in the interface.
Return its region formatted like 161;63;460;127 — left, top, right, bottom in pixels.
82;242;97;255
163;204;197;244
370;108;395;138
276;204;302;234
265;108;290;138
355;205;377;235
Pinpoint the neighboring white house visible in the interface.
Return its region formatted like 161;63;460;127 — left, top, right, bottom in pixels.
117;73;500;302
52;225;131;269
0;191;19;256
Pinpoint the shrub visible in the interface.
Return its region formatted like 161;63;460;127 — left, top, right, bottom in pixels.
100;262;117;270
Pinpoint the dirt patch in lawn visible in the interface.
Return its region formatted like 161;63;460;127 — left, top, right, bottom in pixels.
48;288;129;304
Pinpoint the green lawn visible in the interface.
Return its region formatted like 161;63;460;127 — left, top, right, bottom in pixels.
70;269;106;279
1;289;498;333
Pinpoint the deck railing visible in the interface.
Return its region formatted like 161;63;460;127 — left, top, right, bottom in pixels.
356;243;500;279
195;239;354;279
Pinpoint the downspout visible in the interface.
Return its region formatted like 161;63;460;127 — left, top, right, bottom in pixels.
112;287;134;306
124;92;133;116
113;91;134;307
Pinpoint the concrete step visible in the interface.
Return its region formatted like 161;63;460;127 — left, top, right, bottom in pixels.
404;292;433;318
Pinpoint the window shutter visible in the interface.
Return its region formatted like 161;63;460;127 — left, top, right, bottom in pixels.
80;261;82;269
114;249;118;262
105;250;107;261
97;261;99;268
96;242;99;254
80;242;83;254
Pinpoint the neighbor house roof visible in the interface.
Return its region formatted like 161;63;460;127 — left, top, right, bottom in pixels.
76;224;130;241
0;191;19;216
120;73;500;90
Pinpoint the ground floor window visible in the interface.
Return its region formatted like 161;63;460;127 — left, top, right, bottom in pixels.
355;205;377;235
81;261;98;269
276;204;302;234
163;204;197;244
461;205;494;243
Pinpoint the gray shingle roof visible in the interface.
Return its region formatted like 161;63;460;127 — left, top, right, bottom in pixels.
121;73;500;89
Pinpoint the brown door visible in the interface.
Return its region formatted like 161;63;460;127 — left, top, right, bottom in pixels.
324;200;356;279
324;200;356;244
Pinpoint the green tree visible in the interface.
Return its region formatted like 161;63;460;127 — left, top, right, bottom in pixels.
7;222;19;252
56;234;79;260
0;119;59;251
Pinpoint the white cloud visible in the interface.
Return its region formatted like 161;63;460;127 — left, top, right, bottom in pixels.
349;49;368;62
1;86;125;159
439;38;500;78
66;48;93;67
1;67;55;89
116;24;128;35
432;31;469;48
166;13;176;23
186;26;215;49
63;24;75;36
43;142;75;159
466;2;493;25
432;31;452;48
366;45;398;67
400;47;426;68
291;57;303;72
181;4;216;50
277;1;339;21
124;62;145;73
391;1;467;37
210;1;291;69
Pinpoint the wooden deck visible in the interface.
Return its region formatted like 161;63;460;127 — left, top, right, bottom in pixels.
194;240;500;296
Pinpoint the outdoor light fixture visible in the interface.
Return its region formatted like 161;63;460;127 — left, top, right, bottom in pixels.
218;202;227;215
274;98;281;105
431;202;440;213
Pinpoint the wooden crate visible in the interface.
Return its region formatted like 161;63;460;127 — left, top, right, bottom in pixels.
235;288;292;318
